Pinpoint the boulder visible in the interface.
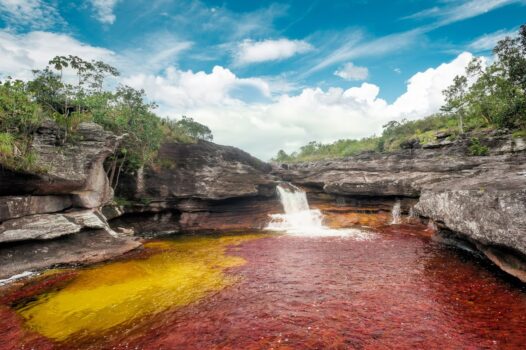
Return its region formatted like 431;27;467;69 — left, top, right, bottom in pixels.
0;196;72;222
0;230;141;279
415;189;526;256
119;141;277;200
0;209;110;243
111;141;279;235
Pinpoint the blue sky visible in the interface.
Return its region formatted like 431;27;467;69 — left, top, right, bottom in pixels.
1;0;525;159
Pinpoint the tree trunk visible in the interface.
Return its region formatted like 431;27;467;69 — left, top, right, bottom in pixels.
108;155;118;189
136;165;145;198
113;152;126;191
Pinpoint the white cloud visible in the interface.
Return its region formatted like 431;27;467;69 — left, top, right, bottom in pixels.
0;30;115;80
123;66;271;109
334;62;369;81
89;0;120;24
235;39;313;65
405;0;525;26
118;32;193;75
469;28;518;51
307;0;523;79
305;29;422;76
386;52;474;119
156;1;286;42
0;0;63;29
126;52;475;160
0;30;477;160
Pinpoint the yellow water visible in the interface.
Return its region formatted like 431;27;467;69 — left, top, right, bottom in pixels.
17;234;262;341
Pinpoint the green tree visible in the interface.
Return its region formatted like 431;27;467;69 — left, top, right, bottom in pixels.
441;75;468;134
173;116;213;141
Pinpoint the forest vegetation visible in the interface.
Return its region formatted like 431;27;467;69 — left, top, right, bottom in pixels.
274;25;526;162
0;55;212;184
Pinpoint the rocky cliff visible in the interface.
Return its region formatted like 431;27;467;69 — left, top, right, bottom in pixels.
0;126;280;280
2;122;525;284
274;133;526;282
0;121;140;279
109;141;279;235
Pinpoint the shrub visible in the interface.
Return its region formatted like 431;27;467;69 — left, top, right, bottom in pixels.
468;137;489;156
0;132;15;157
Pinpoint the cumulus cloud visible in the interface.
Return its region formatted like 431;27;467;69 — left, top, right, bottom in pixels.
0;31;115;80
334;62;369;81
123;66;271;109
0;29;476;160
89;0;120;24
235;39;313;65
0;0;63;29
386;52;474;119
125;52;474;159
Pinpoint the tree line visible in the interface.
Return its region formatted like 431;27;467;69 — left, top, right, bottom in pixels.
0;55;213;188
275;24;526;163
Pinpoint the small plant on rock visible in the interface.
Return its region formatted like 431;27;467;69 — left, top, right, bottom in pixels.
469;137;489;156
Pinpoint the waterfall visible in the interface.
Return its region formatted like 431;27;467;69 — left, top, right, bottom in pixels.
266;184;372;239
391;200;402;225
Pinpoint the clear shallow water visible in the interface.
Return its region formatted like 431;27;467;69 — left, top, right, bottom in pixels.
0;225;525;350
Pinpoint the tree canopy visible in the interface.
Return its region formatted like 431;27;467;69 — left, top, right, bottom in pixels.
0;55;213;179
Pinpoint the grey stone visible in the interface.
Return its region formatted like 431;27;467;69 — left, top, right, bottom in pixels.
0;196;72;222
0;209;109;243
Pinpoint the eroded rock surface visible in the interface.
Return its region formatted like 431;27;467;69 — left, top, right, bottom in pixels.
275;134;526;281
0;230;141;279
0;196;72;222
0;121;138;279
0;121;117;209
120;141;276;200
112;141;279;235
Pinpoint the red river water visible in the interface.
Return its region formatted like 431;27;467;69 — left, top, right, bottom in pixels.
1;223;525;349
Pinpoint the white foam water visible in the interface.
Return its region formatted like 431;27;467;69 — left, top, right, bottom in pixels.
266;184;372;239
391;200;402;225
0;271;36;286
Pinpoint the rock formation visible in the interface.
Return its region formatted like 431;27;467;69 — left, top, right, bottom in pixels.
1;121;525;284
274;133;526;282
0;121;140;279
110;141;279;235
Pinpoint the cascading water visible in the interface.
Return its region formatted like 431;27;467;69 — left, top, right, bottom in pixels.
391;200;402;225
266;184;372;239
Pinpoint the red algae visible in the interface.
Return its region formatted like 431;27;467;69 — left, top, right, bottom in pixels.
1;225;526;349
